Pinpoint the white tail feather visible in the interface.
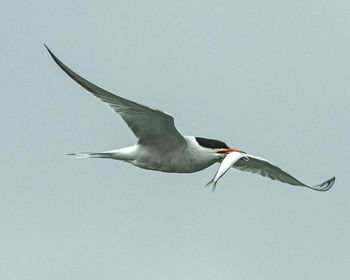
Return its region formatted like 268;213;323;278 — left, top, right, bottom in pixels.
67;152;113;159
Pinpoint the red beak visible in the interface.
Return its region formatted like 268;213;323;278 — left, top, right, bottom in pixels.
227;148;245;153
217;148;245;155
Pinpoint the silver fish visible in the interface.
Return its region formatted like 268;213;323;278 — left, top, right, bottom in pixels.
206;152;249;191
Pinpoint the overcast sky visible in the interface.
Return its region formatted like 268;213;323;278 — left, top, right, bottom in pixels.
1;1;350;279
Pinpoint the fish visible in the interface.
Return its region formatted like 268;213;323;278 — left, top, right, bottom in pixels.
206;152;249;191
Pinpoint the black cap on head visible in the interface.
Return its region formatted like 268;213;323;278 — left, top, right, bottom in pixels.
195;137;229;149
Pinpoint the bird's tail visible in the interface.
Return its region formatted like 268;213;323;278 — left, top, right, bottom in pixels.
205;180;217;191
67;152;113;159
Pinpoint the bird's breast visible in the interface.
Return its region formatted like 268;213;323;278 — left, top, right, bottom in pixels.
130;145;218;173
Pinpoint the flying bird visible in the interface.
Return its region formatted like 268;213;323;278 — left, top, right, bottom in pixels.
45;45;335;191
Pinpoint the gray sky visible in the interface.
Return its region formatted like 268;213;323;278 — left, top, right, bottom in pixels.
1;1;350;279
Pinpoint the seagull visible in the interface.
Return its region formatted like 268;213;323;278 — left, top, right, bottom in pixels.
45;45;335;191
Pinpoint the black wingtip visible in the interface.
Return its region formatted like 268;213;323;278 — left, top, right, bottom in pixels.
326;176;336;190
44;44;56;59
43;43;50;52
308;176;335;192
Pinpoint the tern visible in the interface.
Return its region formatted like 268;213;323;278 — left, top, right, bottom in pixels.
45;45;335;191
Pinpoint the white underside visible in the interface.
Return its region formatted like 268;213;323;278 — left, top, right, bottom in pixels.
71;136;336;191
74;136;222;173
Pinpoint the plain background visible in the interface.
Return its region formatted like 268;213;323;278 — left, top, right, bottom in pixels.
1;1;349;279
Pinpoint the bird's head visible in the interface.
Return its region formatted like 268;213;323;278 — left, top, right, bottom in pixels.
195;137;245;157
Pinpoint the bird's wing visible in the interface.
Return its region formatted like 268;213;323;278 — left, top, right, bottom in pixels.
45;45;186;147
233;154;335;191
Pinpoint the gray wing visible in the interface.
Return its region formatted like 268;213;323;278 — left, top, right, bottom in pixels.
45;45;186;147
233;154;335;191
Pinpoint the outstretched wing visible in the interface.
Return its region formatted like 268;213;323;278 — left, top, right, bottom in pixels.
233;154;335;191
45;45;186;148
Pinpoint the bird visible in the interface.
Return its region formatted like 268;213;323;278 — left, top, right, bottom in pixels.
45;45;335;191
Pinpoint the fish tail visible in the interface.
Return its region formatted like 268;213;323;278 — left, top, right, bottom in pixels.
205;180;217;191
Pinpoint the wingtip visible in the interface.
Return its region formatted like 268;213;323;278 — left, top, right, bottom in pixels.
326;176;336;190
44;44;54;57
43;43;50;51
308;176;335;192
